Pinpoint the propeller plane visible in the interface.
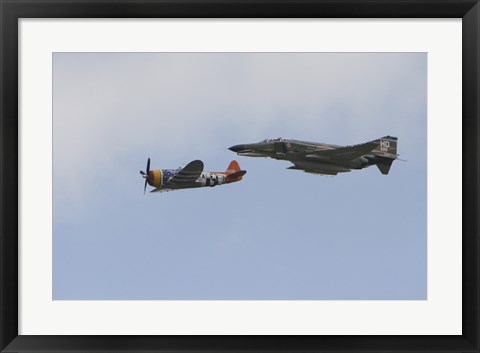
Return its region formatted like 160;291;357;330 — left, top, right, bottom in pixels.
140;159;246;194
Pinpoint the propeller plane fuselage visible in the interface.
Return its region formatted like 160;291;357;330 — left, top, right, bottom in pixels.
140;159;246;193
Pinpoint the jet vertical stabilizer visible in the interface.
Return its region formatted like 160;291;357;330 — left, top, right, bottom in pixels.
371;136;398;158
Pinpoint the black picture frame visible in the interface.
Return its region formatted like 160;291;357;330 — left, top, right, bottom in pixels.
1;1;478;352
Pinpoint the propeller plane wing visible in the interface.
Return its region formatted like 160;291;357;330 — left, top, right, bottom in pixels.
166;160;204;187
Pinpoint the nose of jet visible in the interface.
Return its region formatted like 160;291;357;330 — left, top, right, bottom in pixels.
229;144;246;153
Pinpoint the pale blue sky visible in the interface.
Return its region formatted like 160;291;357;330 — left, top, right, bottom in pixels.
53;53;427;299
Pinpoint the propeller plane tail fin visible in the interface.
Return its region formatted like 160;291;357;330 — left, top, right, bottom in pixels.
226;160;241;173
226;160;246;182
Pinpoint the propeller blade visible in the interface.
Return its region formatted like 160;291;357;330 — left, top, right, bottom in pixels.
142;158;151;194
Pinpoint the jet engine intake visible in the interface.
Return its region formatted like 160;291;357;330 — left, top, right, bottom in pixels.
274;142;286;154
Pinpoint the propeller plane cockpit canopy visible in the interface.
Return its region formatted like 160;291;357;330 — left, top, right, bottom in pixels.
140;158;246;194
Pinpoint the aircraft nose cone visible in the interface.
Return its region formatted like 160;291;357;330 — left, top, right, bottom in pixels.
229;144;246;152
147;171;153;186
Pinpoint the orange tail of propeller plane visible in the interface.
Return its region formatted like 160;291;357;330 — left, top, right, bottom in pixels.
226;160;241;173
225;160;246;183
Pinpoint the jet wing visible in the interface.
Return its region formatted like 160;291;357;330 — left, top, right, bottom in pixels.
305;171;338;176
288;164;345;176
165;160;204;187
306;142;377;162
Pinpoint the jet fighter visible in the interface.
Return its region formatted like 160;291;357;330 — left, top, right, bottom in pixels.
229;136;399;176
140;159;246;193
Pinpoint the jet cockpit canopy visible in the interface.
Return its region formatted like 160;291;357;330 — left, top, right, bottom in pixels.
261;137;284;143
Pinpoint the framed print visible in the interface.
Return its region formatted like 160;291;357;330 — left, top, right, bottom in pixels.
1;0;478;352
